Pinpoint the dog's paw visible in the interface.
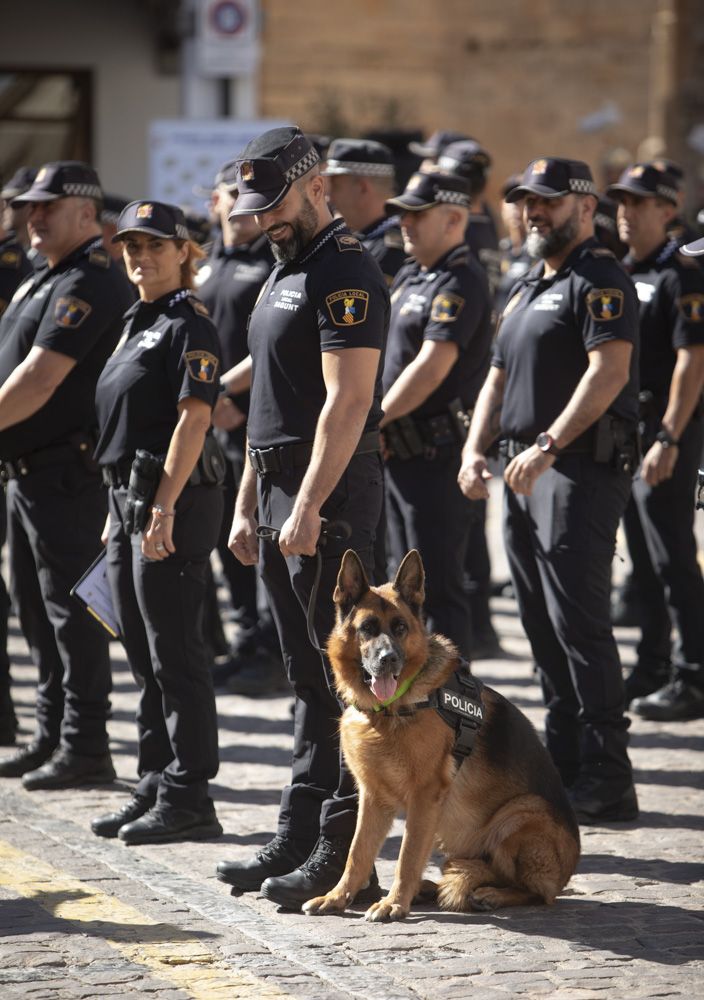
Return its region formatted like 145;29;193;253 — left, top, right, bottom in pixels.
365;898;409;922
302;892;349;915
469;887;500;912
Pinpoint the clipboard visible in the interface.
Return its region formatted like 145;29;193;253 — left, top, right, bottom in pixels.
70;549;121;639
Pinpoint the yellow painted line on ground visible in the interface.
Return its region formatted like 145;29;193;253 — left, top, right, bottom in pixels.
0;839;291;999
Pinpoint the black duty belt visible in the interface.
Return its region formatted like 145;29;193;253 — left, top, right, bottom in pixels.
248;430;379;476
0;439;91;483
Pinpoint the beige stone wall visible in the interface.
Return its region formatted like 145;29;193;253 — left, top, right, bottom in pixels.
258;0;658;205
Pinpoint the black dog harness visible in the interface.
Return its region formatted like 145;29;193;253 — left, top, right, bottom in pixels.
370;659;484;766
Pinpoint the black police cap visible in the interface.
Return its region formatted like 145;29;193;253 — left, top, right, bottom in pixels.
408;130;470;158
13;161;102;203
386;171;471;213
437;140;492;176
606;162;680;206
1;166;37;201
101;194;130;226
112;200;190;243
230;126;320;217
505;158;597;202
322;138;395;178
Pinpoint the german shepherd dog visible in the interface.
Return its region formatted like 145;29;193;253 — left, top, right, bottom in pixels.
303;550;580;922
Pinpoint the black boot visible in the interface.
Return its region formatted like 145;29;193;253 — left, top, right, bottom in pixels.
0;740;56;778
0;687;18;746
260;834;382;911
624;662;671;705
216;834;315;892
631;678;704;721
91;794;154;838
119;800;222;845
22;749;116;790
567;775;639;824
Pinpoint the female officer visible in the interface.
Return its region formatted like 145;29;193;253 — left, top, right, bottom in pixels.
90;200;224;845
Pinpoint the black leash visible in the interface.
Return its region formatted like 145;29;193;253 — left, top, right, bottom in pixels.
256;518;351;654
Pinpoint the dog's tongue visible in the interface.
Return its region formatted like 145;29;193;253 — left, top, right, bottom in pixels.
371;675;398;702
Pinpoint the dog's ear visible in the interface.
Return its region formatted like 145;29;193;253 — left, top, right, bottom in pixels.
393;549;425;616
334;549;370;617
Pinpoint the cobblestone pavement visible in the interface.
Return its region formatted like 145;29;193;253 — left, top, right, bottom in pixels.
1;513;703;998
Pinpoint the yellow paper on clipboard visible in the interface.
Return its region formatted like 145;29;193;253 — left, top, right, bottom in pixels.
70;549;121;639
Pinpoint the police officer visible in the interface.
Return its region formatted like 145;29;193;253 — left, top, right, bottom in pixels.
197;160;280;693
91;200;224;844
0;161;133;788
381;170;493;656
0;182;32;743
408;129;471;170
495;173;534;316
322;138;406;285
607;162;704;721
435;140;502;297
1;167;38;261
458;157;640;824
215;126;388;910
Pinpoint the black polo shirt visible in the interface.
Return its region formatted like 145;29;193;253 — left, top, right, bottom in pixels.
624;238;704;411
495;241;534;316
246;220;389;449
0;233;32;318
197;232;272;416
465;203;502;297
356;216;407;287
493;238;639;441
94;290;222;464
0;238;133;460
383;243;492;417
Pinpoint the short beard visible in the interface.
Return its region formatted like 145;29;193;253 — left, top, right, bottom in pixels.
267;193;319;263
526;209;580;259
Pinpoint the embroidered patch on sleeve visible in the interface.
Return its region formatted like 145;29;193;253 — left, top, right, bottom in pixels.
585;288;624;322
430;292;465;322
0;250;20;268
677;293;704;322
185;350;219;383
325;289;369;326
54;295;92;328
188;296;210;317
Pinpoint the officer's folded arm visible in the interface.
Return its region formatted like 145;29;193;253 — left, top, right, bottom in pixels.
0;345;76;431
279;346;380;558
141;396;212;559
458;365;506;500
379;339;459;427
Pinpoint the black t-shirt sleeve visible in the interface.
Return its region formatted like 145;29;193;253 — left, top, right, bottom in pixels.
574;258;639;351
423;269;484;349
312;250;389;352
667;262;704;350
34;268;118;362
167;306;223;408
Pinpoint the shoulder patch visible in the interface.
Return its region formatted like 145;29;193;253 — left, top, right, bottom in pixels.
54;295;92;328
383;229;405;250
677;293;704;322
188;295;210;318
585;288;624;322
335;235;363;253
185;350;219;383
0;250;21;269
586;246;616;259
430;291;465;322
88;248;110;268
325;289;369;326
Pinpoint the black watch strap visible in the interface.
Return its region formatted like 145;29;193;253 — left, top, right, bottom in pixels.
655;428;678;448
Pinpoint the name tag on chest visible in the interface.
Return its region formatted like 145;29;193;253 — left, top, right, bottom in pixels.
533;291;563;312
273;288;303;312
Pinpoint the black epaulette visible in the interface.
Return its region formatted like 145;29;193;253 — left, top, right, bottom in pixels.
187;294;210;317
88;247;110;268
335;234;363;253
583;246;615;259
0;249;21;269
449;254;470;269
383;229;405;250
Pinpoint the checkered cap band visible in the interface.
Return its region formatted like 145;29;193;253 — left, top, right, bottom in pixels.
436;189;471;207
325;159;394;177
569;178;597;195
175;224;190;239
63;182;103;199
656;184;678;203
284;148;320;183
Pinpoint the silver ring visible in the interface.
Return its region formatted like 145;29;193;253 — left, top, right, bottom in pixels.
155;543;165;550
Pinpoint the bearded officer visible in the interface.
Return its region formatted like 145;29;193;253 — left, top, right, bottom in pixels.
458;157;640;824
215;127;389;911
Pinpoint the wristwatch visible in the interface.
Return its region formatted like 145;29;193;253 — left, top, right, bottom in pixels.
655;428;678;448
535;432;562;456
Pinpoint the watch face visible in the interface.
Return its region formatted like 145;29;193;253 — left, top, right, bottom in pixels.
536;433;551;452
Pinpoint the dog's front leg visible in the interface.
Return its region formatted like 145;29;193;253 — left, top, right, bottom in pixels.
365;789;445;922
303;791;395;916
